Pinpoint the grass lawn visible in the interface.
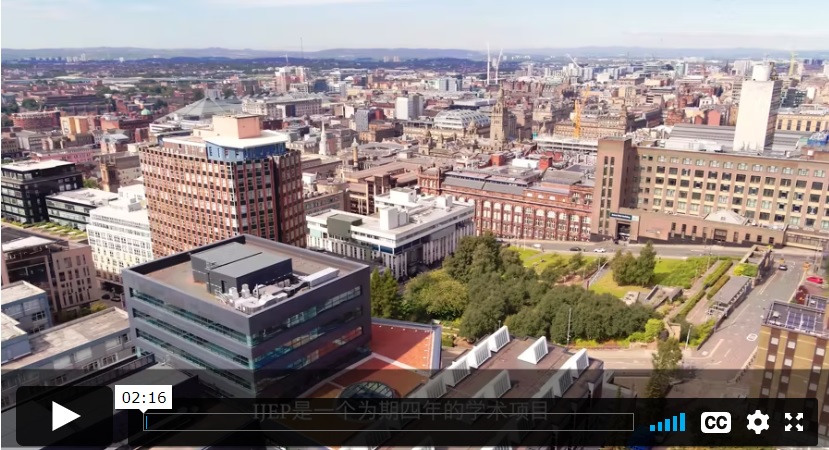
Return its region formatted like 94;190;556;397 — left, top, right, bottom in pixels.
590;258;694;298
512;247;541;262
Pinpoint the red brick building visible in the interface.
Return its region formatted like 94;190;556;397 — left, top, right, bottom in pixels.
419;165;594;241
11;110;60;131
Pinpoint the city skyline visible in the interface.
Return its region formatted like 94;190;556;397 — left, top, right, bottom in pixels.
3;0;829;51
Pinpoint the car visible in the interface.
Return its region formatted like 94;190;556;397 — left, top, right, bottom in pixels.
594;248;607;253
806;276;825;285
778;264;788;271
569;246;583;252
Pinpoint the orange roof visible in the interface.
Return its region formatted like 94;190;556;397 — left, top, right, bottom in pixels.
301;320;440;399
369;322;436;370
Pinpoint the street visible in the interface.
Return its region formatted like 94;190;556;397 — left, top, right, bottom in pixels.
506;239;819;260
687;255;807;371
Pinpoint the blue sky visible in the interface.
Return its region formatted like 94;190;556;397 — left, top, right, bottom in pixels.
2;0;827;50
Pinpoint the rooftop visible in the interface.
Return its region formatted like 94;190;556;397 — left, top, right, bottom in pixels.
130;235;367;314
204;130;290;149
2;308;129;370
764;298;828;338
1;313;27;342
308;192;474;237
1;281;46;305
1;159;75;172
300;321;440;399
1;235;56;252
46;188;118;208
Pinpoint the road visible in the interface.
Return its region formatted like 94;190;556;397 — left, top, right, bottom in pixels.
506;239;818;260
687;255;806;372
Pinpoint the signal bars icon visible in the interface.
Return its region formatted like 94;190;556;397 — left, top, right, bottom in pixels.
649;413;686;432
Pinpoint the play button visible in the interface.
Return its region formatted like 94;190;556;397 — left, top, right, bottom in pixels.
52;401;81;431
13;386;114;447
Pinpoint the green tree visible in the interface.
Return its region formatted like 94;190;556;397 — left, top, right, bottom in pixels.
1;115;12;127
442;233;501;282
370;268;400;318
222;88;235;99
90;301;109;313
403;270;468;322
1;102;19;115
610;250;637;285
459;293;506;340
192;88;205;101
21;98;39;110
645;337;682;398
569;251;585;273
634;241;658;286
83;178;99;189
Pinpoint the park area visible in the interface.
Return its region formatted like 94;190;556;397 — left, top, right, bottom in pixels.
514;246;597;273
588;257;718;298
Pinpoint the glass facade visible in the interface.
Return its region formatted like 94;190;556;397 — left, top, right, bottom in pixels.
130;286;362;346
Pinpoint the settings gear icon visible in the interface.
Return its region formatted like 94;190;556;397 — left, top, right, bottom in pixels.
746;409;770;434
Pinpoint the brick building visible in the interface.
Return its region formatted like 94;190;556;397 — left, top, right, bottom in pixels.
419;165;594;241
591;137;829;250
141;115;305;257
11;111;61;131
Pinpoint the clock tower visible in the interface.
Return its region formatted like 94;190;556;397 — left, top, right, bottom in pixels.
489;87;509;145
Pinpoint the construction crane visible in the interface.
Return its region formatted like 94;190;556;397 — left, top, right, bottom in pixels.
574;86;589;139
788;51;799;77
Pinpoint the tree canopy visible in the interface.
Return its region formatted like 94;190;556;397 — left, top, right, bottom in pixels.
645;337;682;398
610;241;657;286
370;268;400;319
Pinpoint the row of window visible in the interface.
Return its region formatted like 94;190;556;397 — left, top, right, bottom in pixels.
642;154;828;177
130;286;362;346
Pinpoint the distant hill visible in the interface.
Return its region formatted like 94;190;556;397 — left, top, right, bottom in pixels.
2;46;827;61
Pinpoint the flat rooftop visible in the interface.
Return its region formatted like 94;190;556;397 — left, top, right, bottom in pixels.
1;313;27;342
307;197;473;239
1;159;75;172
1;281;45;305
2;308;130;370
1;235;55;252
134;235;367;309
764;299;828;338
46;188;118;208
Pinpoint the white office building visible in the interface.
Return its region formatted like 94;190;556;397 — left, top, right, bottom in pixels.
86;185;153;287
306;188;474;278
395;94;423;121
733;64;782;151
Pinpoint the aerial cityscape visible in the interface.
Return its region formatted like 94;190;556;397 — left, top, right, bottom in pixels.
1;0;829;448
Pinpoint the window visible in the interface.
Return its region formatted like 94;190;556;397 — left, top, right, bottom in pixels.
752;164;763;172
74;348;92;362
31;311;47;322
83;361;100;373
815;170;826;178
787;341;796;349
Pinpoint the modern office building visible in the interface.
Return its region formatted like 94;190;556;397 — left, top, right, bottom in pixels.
45;188;118;230
432;109;490;132
241;93;323;119
1;227;98;314
591;136;829;250
395;94;423;121
0;308;133;408
122;234;372;398
751;295;829;440
1;281;52;333
307;188;475;278
733;65;783;151
1;160;83;224
355;109;371;132
140;114;305;257
87;185;153;290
